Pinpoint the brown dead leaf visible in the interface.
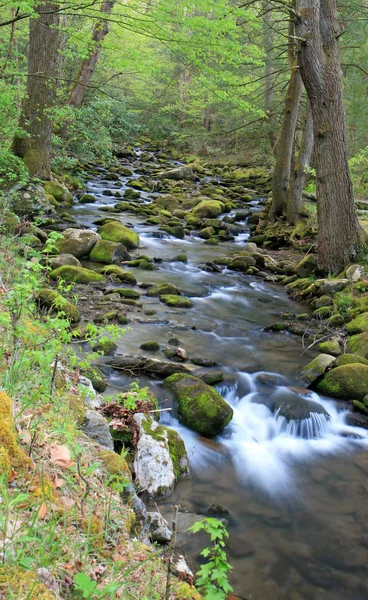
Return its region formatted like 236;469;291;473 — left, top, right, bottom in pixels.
38;503;48;520
50;443;74;469
53;475;65;489
8;469;18;483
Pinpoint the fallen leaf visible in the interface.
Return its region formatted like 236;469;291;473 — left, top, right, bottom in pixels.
53;475;65;489
38;503;48;520
59;496;75;510
50;443;74;469
8;469;18;483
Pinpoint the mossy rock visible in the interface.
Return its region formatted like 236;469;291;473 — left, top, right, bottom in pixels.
353;400;368;415
199;226;215;240
300;354;336;386
192;200;224;219
56;228;100;258
50;265;105;284
345;312;368;335
66;393;86;425
315;364;368;400
140;340;160;352
204;237;218;245
100;266;137;285
296;254;316;278
89;239;130;264
346;332;368;357
170;253;188;263
313;306;333;319
163;374;233;437
147;283;180;297
335;354;368;367
98;221;140;249
79;193;97;203
81;366;107;392
92;338;117;355
124;188;140;199
0;566;57;599
0;392;32;477
48;253;81;269
108;287;140;299
37;288;80;322
44;180;73;204
160;295;193;308
317;338;342;356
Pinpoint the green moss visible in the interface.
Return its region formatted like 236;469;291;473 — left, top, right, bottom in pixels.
98;221;139;249
50;265;105;284
140;340;160;352
92;338;117;355
147;283;179;297
99;448;131;481
81;366;107;392
106;287;140;299
347;332;368;357
65;393;86;425
315;364;368;400
89;239;129;264
163;374;233;437
0;566;57;599
345;312;368;335
192;200;224;219
318;339;341;356
37;288;80;322
0;392;32;475
100;266;137;285
44;180;73;204
353;400;368;415
335;354;368;366
79;193;97;203
160;295;193;308
141;416;188;480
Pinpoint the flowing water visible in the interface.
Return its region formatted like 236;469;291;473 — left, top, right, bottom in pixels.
70;153;368;600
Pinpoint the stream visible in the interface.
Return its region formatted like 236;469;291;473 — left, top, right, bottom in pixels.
70;150;368;600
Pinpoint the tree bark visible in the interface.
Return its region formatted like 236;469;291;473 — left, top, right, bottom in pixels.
296;0;360;273
67;0;115;109
12;2;60;179
287;99;314;224
271;4;303;219
263;4;277;154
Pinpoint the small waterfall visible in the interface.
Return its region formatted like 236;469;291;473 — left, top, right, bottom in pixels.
274;410;330;439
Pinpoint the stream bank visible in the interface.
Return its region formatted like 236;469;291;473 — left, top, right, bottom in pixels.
10;143;368;599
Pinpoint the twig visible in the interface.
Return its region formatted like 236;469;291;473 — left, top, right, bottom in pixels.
77;453;90;523
50;353;59;398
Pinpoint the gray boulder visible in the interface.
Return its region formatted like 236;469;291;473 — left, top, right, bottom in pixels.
56;228;101;258
81;410;114;449
133;414;190;498
158;166;196;181
300;353;336;386
146;512;172;543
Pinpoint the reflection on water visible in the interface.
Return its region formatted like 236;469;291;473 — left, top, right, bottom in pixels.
72;158;368;600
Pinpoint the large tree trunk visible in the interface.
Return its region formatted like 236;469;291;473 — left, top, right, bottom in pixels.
296;0;360;273
263;5;277;154
67;0;115;109
287;99;314;224
12;2;60;179
271;6;303;219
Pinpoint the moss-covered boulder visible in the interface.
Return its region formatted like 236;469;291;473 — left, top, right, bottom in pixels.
56;228;100;258
317;338;342;356
346;332;368;357
79;193;97;203
97;221;139;249
345;312;368;335
300;354;336;386
48;253;81;269
105;287;140;299
147;283;180;297
100;266;137;284
160;295;193;308
50;265;105;284
92;338;117;355
37;288;80;322
296;254;316;278
0;392;32;477
158;166;195;181
163;373;233;437
80;365;107;392
133;413;190;498
140;340;160;352
192;200;224;219
89;239;130;264
44;180;73;204
315;364;368;400
335;354;368;367
272;389;330;422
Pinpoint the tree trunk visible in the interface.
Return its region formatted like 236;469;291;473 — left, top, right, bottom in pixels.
12;2;60;179
296;0;360;273
263;5;277;154
271;6;303;219
67;0;115;109
287;99;314;224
